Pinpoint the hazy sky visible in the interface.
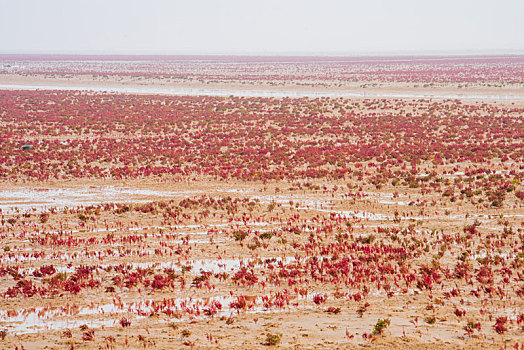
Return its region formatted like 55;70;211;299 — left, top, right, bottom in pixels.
1;0;523;55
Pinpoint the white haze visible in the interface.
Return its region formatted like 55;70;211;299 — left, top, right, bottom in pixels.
1;0;523;55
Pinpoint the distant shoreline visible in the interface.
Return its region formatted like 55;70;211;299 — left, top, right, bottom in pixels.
1;53;524;64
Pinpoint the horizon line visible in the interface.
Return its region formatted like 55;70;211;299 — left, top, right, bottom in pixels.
1;52;524;63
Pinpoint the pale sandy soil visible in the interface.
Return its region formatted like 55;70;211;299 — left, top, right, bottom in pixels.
1;73;524;101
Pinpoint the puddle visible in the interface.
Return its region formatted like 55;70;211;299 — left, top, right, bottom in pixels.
470;252;514;260
1;84;523;100
0;187;202;213
307;208;389;221
378;200;408;206
10;256;297;277
0;291;304;334
122;256;296;274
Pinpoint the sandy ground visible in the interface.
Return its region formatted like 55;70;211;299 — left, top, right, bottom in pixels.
1;73;524;101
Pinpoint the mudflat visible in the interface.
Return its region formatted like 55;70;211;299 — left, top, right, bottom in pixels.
0;56;522;349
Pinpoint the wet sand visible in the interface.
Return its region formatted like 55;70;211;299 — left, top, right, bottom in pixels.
1;73;524;101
